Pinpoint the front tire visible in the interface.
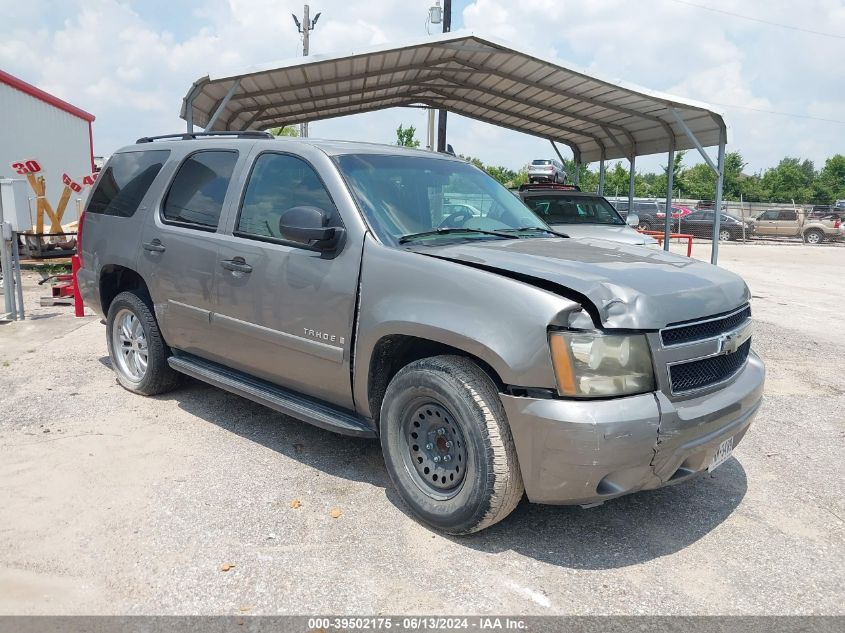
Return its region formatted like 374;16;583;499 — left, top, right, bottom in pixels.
380;356;524;534
106;291;181;395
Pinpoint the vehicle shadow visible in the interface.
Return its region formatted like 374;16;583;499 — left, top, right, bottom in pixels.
165;377;389;487
159;376;747;570
429;460;747;570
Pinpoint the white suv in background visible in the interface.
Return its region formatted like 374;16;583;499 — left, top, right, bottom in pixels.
527;159;565;183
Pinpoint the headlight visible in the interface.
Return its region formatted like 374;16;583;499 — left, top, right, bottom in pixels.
549;330;655;398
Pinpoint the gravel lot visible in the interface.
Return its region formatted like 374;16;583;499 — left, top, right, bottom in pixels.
0;243;842;615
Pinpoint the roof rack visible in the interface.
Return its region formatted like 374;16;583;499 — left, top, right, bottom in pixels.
518;183;581;192
135;131;273;143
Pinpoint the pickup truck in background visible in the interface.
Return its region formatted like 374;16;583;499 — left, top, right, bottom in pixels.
750;208;843;244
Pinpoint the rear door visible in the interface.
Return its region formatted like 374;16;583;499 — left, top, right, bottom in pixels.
137;148;243;360
212;149;362;408
776;209;798;236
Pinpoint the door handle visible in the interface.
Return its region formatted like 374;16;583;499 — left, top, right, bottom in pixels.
220;257;253;274
142;239;166;253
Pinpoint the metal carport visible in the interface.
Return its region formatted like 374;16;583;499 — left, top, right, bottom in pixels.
181;33;729;263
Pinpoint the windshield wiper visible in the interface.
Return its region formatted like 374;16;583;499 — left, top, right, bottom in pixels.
398;228;516;244
502;226;570;238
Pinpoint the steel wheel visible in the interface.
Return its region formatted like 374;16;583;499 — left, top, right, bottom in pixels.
401;400;468;500
719;229;732;241
111;308;148;382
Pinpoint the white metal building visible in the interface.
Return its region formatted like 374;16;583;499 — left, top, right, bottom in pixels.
0;69;95;231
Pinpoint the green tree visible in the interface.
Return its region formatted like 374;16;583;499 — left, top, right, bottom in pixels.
266;125;299;137
603;162;633;198
679;163;715;200
396;124;421;148
460;155;526;188
722;151;746;199
650;150;686;198
812;154;845;203
760;157;815;203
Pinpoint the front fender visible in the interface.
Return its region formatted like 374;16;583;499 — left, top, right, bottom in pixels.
352;237;580;417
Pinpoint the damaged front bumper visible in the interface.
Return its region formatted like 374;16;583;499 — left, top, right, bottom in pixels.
500;351;765;505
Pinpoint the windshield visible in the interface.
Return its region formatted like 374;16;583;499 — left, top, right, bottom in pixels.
334;154;550;244
522;194;625;226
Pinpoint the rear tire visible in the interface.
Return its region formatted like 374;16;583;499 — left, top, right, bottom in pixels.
719;228;733;241
106;291;181;396
380;355;524;535
804;229;824;245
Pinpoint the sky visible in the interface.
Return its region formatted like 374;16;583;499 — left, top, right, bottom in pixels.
2;0;844;175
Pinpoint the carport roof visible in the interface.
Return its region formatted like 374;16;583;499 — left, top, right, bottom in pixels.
181;33;726;164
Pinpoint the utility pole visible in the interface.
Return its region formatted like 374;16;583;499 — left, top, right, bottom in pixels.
436;0;451;152
292;5;321;137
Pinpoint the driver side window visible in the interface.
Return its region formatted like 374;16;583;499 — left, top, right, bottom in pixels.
236;153;339;241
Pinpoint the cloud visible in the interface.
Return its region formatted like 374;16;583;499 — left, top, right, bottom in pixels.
1;0;843;176
459;0;845;173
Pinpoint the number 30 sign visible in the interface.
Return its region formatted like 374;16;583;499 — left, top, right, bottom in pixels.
11;159;42;174
11;159;98;190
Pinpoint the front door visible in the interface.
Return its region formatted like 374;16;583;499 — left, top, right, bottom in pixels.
138;149;240;359
755;210;779;236
212;151;361;409
681;211;710;237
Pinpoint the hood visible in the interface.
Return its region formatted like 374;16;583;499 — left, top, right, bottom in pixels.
549;224;658;246
411;238;750;330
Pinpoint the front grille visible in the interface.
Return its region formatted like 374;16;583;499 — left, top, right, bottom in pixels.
669;339;751;393
661;306;751;346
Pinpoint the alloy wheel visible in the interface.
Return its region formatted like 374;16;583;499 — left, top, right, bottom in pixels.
111;308;148;382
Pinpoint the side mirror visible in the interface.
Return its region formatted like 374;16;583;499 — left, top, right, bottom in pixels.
279;206;344;251
626;213;640;227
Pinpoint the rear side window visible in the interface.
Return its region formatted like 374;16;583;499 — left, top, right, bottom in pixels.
162;150;238;229
777;210;797;221
236;153;339;241
86;150;170;217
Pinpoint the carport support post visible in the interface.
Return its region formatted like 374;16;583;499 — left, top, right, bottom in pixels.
627;154;636;220
710;130;726;264
205;79;241;131
598;158;606;196
186;102;193;133
184;82;205;133
664;143;675;251
436;0;452;152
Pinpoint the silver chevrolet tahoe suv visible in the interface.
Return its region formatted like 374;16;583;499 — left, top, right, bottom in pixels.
77;132;765;534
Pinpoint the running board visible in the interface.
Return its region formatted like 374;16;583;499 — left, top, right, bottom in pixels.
168;354;376;438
